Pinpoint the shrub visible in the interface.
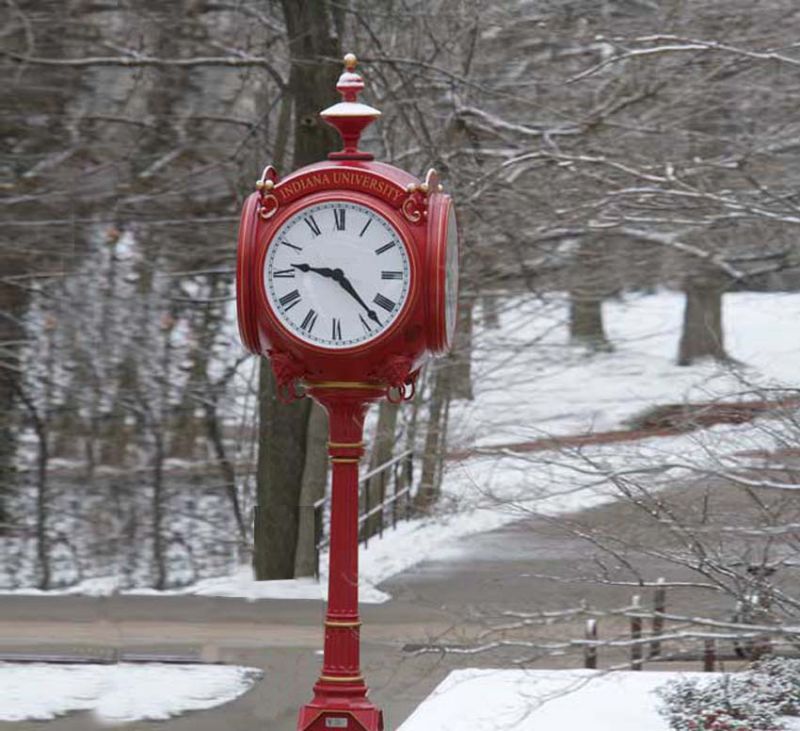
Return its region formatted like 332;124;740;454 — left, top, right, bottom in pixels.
656;657;800;731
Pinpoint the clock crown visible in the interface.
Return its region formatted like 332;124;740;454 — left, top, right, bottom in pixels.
321;53;381;162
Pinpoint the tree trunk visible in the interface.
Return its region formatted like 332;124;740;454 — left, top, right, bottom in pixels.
568;239;612;351
364;400;399;538
0;279;29;531
294;402;329;577
677;273;728;366
415;363;452;512
450;295;474;401
254;360;312;579
481;294;500;329
152;427;167;590
569;294;610;350
253;0;340;580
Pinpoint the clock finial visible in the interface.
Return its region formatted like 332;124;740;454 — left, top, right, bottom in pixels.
343;53;358;72
320;51;381;160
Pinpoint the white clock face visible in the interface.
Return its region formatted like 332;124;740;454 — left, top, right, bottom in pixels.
444;203;459;346
264;201;411;349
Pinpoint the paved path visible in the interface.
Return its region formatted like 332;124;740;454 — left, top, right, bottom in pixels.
0;481;763;729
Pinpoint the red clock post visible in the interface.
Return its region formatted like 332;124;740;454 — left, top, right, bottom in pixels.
236;53;459;731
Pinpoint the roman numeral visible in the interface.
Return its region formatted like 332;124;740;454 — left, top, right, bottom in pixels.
331;318;342;340
359;219;372;237
300;309;318;332
273;269;295;278
279;289;301;311
374;242;395;255
282;240;302;252
381;271;402;280
333;208;346;231
373;293;395;312
359;314;372;332
304;216;321;237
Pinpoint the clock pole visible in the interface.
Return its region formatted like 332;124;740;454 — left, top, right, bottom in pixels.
297;383;385;731
236;51;459;731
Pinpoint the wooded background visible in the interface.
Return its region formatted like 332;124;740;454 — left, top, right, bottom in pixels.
2;0;799;591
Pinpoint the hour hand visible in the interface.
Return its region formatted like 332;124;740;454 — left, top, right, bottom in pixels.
292;263;335;278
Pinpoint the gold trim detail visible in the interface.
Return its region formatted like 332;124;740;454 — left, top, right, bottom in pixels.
319;674;364;683
258;193;279;219
325;620;362;628
305;380;384;390
328;441;364;448
402;196;422;223
331;458;360;464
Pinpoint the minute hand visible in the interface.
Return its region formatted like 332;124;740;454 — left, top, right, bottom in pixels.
331;269;381;325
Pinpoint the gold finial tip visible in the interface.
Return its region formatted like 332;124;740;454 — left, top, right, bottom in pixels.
343;53;357;71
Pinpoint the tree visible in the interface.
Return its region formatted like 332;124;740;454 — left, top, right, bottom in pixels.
252;0;342;580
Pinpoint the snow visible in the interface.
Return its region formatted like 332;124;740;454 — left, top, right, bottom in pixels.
1;566;390;604
397;669;800;731
357;416;788;589
4;291;799;602
0;662;261;723
450;291;800;448
132;566;390;604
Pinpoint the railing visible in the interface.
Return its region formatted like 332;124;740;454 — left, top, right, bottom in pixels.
314;449;414;578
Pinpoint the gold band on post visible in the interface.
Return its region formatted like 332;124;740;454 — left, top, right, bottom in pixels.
305;381;384;390
331;457;360;464
328;441;364;448
325;620;362;628
319;674;364;683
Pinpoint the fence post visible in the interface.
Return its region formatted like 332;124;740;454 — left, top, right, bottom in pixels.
362;482;369;549
378;468;385;540
584;619;598;669
703;639;716;672
631;595;643;670
313;502;323;580
392;463;399;529
404;451;413;520
651;577;666;658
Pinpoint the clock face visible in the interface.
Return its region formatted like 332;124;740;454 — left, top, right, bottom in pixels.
444;203;459;347
264;200;411;349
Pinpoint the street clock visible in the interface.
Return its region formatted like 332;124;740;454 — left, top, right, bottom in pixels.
235;53;459;731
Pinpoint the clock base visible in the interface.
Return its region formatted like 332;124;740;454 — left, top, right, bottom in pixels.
297;683;384;731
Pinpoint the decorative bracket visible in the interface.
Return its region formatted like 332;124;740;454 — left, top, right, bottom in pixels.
255;165;280;220
402;168;443;224
372;355;417;403
270;350;305;402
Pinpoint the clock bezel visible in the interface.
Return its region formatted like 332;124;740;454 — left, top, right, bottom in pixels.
426;192;459;354
256;190;419;356
236;191;262;355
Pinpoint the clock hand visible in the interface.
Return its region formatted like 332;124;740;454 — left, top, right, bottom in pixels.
330;268;381;326
291;263;381;325
291;263;336;278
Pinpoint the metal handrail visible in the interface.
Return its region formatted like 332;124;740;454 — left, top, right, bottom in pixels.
358;485;411;525
359;449;412;484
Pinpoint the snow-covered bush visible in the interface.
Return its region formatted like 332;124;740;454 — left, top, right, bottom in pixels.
657;658;800;731
748;658;800;717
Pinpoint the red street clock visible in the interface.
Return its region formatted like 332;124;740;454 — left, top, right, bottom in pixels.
236;53;459;731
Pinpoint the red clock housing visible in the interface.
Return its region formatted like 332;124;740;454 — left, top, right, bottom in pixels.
235;53;459;731
237;65;457;398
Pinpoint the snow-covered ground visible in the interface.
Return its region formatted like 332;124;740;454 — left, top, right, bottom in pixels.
451;290;800;447
397;669;800;731
5;291;799;602
0;662;260;723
